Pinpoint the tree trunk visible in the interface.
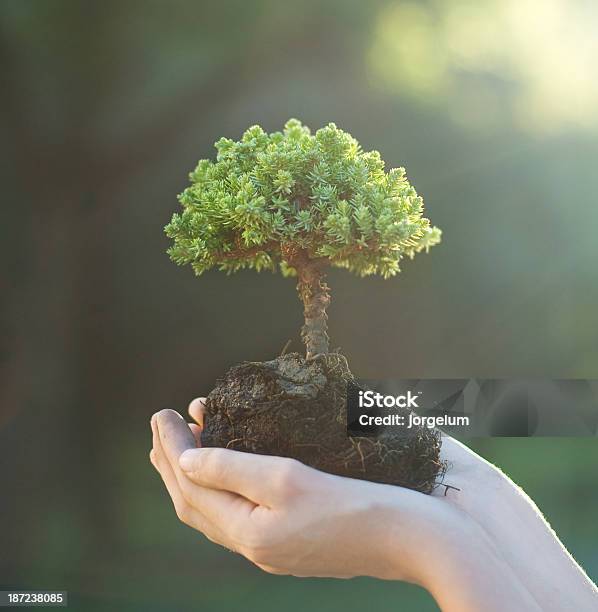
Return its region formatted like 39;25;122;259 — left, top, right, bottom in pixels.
296;260;331;359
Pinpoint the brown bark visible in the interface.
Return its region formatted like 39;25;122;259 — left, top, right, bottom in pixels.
295;256;331;359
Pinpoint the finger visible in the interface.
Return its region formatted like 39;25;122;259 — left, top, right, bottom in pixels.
151;415;229;545
255;563;288;576
156;409;197;457
155;410;199;490
189;423;202;446
179;447;306;506
156;410;256;528
151;414;193;515
188;397;207;427
149;448;158;469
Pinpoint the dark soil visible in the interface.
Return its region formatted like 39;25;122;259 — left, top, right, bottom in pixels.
201;353;444;493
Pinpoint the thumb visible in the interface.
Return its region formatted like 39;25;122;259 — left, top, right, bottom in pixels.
179;448;304;506
188;397;207;428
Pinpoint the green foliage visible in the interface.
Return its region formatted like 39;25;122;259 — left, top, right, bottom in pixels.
165;119;441;278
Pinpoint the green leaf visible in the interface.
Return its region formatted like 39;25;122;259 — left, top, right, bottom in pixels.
165;119;441;278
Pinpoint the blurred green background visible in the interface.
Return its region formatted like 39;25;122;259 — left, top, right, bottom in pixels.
1;1;597;610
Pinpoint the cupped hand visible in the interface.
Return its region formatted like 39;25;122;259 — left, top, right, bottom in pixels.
150;404;461;583
149;401;559;611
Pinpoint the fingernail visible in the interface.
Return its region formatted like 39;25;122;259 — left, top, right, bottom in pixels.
179;449;196;471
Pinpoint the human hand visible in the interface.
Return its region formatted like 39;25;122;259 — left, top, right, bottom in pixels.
150;405;445;582
150;402;543;612
436;437;598;611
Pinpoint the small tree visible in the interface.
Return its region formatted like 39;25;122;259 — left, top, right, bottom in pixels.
165;119;441;358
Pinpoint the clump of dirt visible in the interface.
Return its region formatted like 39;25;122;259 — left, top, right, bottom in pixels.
201;353;444;493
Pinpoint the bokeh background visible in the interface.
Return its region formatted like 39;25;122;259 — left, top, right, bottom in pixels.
2;1;597;610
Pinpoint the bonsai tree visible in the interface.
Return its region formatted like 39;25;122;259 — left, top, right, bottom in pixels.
165;119;444;493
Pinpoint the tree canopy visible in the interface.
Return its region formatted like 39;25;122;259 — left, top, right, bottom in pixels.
165;119;441;278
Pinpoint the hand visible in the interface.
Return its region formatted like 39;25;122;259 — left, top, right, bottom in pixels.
150;403;545;612
434;437;598;611
150;406;443;582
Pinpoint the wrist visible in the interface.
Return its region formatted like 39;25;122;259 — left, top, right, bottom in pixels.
335;481;434;583
402;504;541;612
369;488;457;585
